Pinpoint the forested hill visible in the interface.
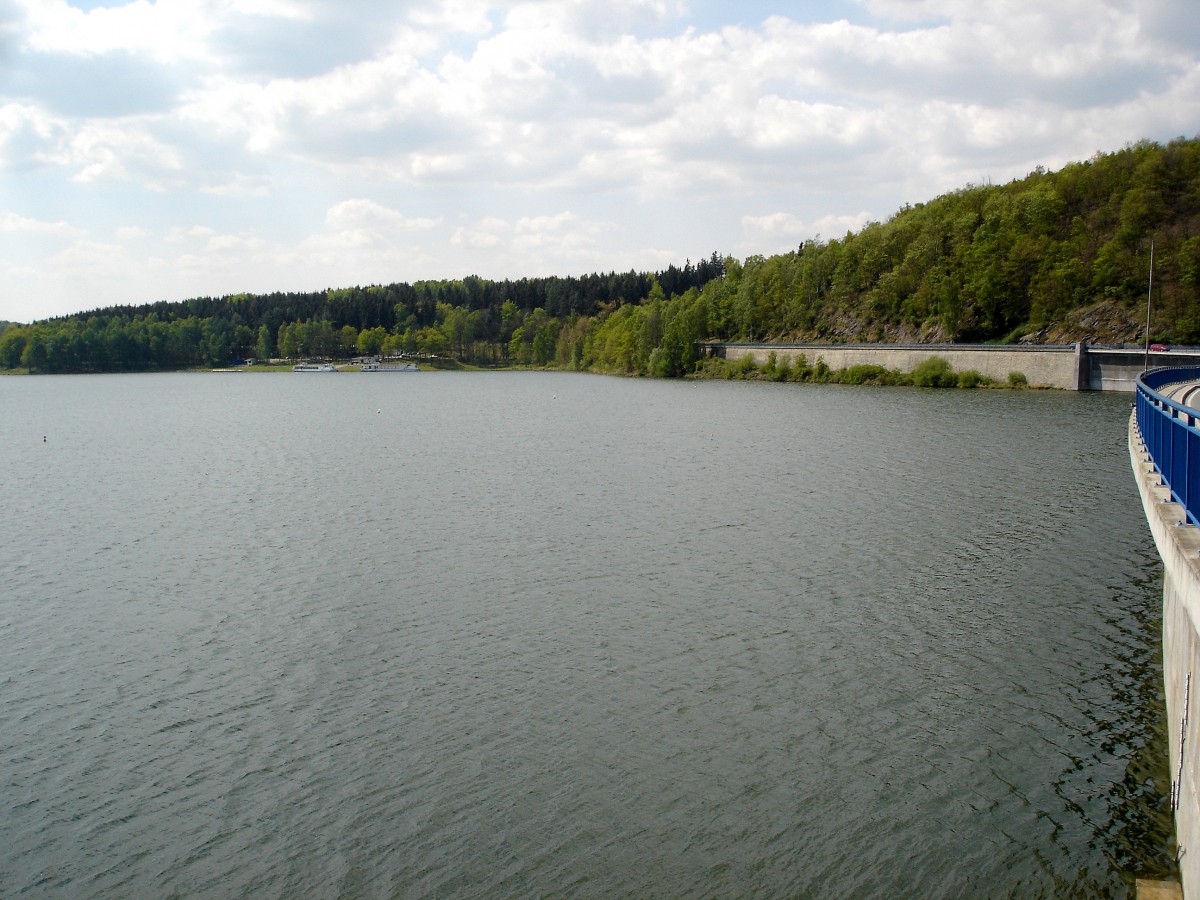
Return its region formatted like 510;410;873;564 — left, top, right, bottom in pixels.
723;135;1200;348
3;137;1199;376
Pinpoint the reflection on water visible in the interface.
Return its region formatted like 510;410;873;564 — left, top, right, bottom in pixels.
0;372;1176;896
1090;560;1175;886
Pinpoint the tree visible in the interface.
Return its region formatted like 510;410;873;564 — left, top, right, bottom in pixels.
338;325;358;357
532;320;557;365
21;329;47;372
0;327;26;369
508;326;528;364
442;305;476;359
380;331;404;356
500;299;521;344
356;326;387;356
256;324;274;360
278;322;298;359
418;326;446;357
200;318;233;366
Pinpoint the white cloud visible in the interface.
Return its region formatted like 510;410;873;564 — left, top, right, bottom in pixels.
0;211;83;236
407;0;494;35
199;173;274;197
449;211;621;274
19;0;312;61
2;0;1199;321
324;199;441;243
0;102;66;168
165;225;217;244
53;238;127;266
62;120;184;184
741;210;876;253
450;217;507;249
21;0;216;61
206;231;267;252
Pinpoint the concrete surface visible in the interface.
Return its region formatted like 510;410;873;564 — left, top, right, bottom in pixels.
1131;412;1200;897
706;343;1200;390
1139;879;1184;899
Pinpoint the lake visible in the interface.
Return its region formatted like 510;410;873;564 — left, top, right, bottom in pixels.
0;370;1175;896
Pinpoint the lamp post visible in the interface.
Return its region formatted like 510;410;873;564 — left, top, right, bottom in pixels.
1144;239;1155;372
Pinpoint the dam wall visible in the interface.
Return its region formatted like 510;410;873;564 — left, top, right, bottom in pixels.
706;343;1200;391
1131;413;1200;895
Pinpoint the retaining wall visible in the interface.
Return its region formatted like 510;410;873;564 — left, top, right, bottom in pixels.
708;344;1200;391
717;343;1081;388
1089;350;1200;392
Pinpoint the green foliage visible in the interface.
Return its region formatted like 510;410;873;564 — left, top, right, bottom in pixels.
356;326;387;356
695;137;1200;345
10;138;1200;377
789;354;812;381
5;259;725;373
734;353;759;377
692;357;732;379
911;356;956;387
1007;371;1028;387
956;369;985;388
688;355;998;389
276;322;294;358
0;328;26;368
255;324;274;360
840;364;895;385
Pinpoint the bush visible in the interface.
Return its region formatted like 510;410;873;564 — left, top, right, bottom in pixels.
912;356;956;387
1007;371;1028;387
734;354;759;377
842;364;892;385
691;357;730;379
956;369;983;388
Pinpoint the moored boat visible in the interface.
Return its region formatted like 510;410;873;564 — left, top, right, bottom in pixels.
360;361;419;372
292;363;338;372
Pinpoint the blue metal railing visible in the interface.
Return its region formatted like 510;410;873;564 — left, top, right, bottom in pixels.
1136;366;1200;526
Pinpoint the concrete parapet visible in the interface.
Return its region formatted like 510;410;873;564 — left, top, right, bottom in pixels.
1131;412;1200;895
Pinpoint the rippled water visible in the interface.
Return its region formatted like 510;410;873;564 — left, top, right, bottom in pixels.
0;371;1174;896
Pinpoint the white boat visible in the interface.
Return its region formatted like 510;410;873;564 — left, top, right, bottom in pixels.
360;361;419;372
292;363;338;372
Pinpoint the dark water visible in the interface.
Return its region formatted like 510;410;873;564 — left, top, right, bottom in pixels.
0;371;1175;896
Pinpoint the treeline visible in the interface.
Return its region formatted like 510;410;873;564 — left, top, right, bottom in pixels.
0;258;725;373
4;137;1200;376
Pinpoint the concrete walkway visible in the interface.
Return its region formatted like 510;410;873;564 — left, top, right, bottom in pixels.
1163;381;1200;411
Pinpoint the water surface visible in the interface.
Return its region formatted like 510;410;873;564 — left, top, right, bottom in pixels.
0;372;1174;896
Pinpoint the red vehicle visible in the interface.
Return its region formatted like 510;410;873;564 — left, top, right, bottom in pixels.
1150;343;1171;352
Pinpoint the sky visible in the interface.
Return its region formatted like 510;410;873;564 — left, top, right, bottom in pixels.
2;0;1199;322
